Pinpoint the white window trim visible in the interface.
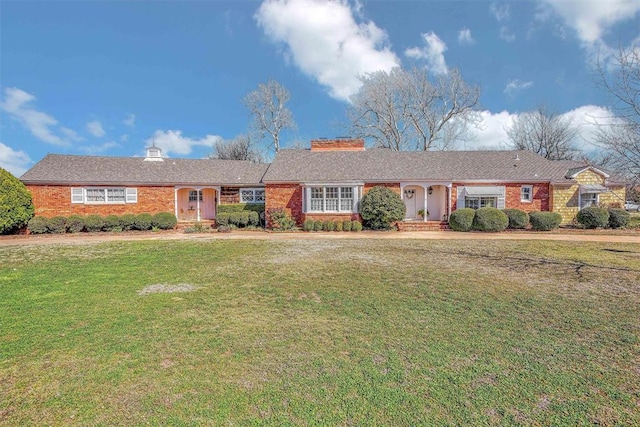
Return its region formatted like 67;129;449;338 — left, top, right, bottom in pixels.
71;187;138;204
579;192;599;209
240;188;265;204
303;185;361;213
521;185;533;203
457;186;505;210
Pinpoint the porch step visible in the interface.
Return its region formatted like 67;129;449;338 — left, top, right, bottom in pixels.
397;221;450;232
176;220;217;230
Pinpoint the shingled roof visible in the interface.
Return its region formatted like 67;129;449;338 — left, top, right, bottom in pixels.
20;154;269;186
262;148;585;183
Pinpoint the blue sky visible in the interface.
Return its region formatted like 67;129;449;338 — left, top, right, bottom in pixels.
1;0;639;176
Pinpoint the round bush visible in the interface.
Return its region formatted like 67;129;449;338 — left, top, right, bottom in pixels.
324;220;335;231
335;220;343;232
152;212;178;230
502;209;529;229
133;213;153;230
84;214;105;232
237;212;250;227
104;214;122;232
472;207;508;232
27;216;48;234
342;220;352;232
248;211;260;227
303;219;314;232
576;207;609;229
120;213;137;231
608;208;629;229
0;168;35;234
66;215;85;233
313;220;323;231
216;212;230;227
359;186;406;230
529;211;562;231
351;220;363;232
47;216;67;234
228;212;241;227
449;208;475;232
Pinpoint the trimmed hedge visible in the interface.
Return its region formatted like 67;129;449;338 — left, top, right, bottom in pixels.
303;219;314;231
359;186;406;230
472;207;508;232
608;208;629;229
152;212;178;230
66;215;85;233
313;220;323;231
324;220;335;231
335;220;343;232
449;208;475;232
47;216;67;234
84;215;105;232
216;212;230;227
576;207;609;229
104;214;122;232
217;203;265;214
502;209;529;229
248;211;260;226
27;216;48;234
529;211;562;231
351;220;363;231
133;213;153;231
342;220;352;232
120;214;137;231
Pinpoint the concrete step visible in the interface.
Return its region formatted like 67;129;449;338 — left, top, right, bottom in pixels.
397;221;450;231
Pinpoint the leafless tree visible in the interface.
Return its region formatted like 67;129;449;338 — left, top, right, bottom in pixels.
593;44;640;183
347;67;480;151
209;134;263;162
243;79;296;153
506;105;580;160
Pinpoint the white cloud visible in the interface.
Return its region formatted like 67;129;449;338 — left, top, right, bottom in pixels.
146;130;222;156
560;104;623;152
465;110;516;150
79;141;119;155
86;120;106;138
60;127;84;142
458;28;475;46
123;113;136;127
541;0;640;44
255;0;399;102
490;2;510;22
405;31;448;75
499;26;516;42
0;87;69;146
0;141;32;177
504;79;534;96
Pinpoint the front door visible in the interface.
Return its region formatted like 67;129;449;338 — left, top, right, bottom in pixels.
403;186;420;219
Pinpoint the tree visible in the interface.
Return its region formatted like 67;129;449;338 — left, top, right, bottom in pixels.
593;44;640;183
347;67;480;151
506;105;580;160
0;168;34;234
243;79;296;154
210;134;262;162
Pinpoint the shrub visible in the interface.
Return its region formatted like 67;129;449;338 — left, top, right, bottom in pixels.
0;168;35;234
217;203;265;215
237;211;250;227
303;219;314;232
152;212;177;230
217;225;232;233
184;222;209;233
120;214;137;231
27;216;48;234
84;215;105;232
132;213;152;230
267;208;295;231
608;208;630;229
47;216;67;234
449;208;475;232
529;211;562;231
248;211;260;227
335;220;343;232
342;220;352;232
228;212;241;227
351;220;363;232
576;207;609;229
216;212;230;227
104;214;122;232
472;207;508;232
66;215;85;233
324;220;335;231
313;220;323;231
502;209;529;229
359;186;406;230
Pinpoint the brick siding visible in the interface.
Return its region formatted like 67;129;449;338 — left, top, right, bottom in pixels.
310;139;365;151
451;182;549;211
265;184;303;227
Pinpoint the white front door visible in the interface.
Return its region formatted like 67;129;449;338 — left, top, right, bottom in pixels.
403;187;420;219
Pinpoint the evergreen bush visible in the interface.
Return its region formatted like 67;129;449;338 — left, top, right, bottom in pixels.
351;220;363;231
324;220;335;231
359;186;406;230
607;208;629;229
84;215;105;232
502;209;529;229
216;212;230;227
66;215;85;233
120;214;137;231
267;208;296;231
133;213;153;230
0;168;34;234
472;207;508;232
449;208;475;232
342;220;352;232
303;219;314;232
104;214;122;232
335;220;343;232
314;220;323;231
576;206;609;229
47;216;67;234
152;212;178;230
27;216;48;234
248;211;260;227
529;211;562;231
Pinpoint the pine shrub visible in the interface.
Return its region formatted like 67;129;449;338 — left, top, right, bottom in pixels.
449;208;475;232
267;208;295;231
0;168;35;234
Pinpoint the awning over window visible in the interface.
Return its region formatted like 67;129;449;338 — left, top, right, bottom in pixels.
580;184;608;193
462;186;503;197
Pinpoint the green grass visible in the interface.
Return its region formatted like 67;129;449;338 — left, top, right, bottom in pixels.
1;239;639;425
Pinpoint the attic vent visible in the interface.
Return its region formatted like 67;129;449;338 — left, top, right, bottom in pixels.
144;144;164;161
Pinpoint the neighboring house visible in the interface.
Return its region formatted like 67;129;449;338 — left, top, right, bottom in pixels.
20;139;626;226
20;146;268;221
262;139;626;226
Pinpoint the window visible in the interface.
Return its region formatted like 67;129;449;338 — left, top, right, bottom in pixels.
71;187;137;204
581;193;598;208
188;190;203;202
521;185;533;202
306;186;356;213
240;188;265;203
464;197;497;209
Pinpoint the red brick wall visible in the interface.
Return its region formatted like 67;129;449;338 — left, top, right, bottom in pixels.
451;183;549;211
310;139;365;151
26;185;175;217
303;213;360;223
265;184;303;226
364;182;401;195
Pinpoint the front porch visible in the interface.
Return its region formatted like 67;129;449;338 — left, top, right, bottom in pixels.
400;183;451;222
174;186;220;222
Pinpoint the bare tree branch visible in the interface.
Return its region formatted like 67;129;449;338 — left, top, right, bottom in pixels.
209;134;263;163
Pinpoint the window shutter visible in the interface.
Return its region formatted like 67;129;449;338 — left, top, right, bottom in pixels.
71;188;84;204
126;188;138;203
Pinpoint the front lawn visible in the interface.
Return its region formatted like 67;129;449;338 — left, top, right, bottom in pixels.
1;239;639;425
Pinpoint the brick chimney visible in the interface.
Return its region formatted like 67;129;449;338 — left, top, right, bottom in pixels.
310;138;365;152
